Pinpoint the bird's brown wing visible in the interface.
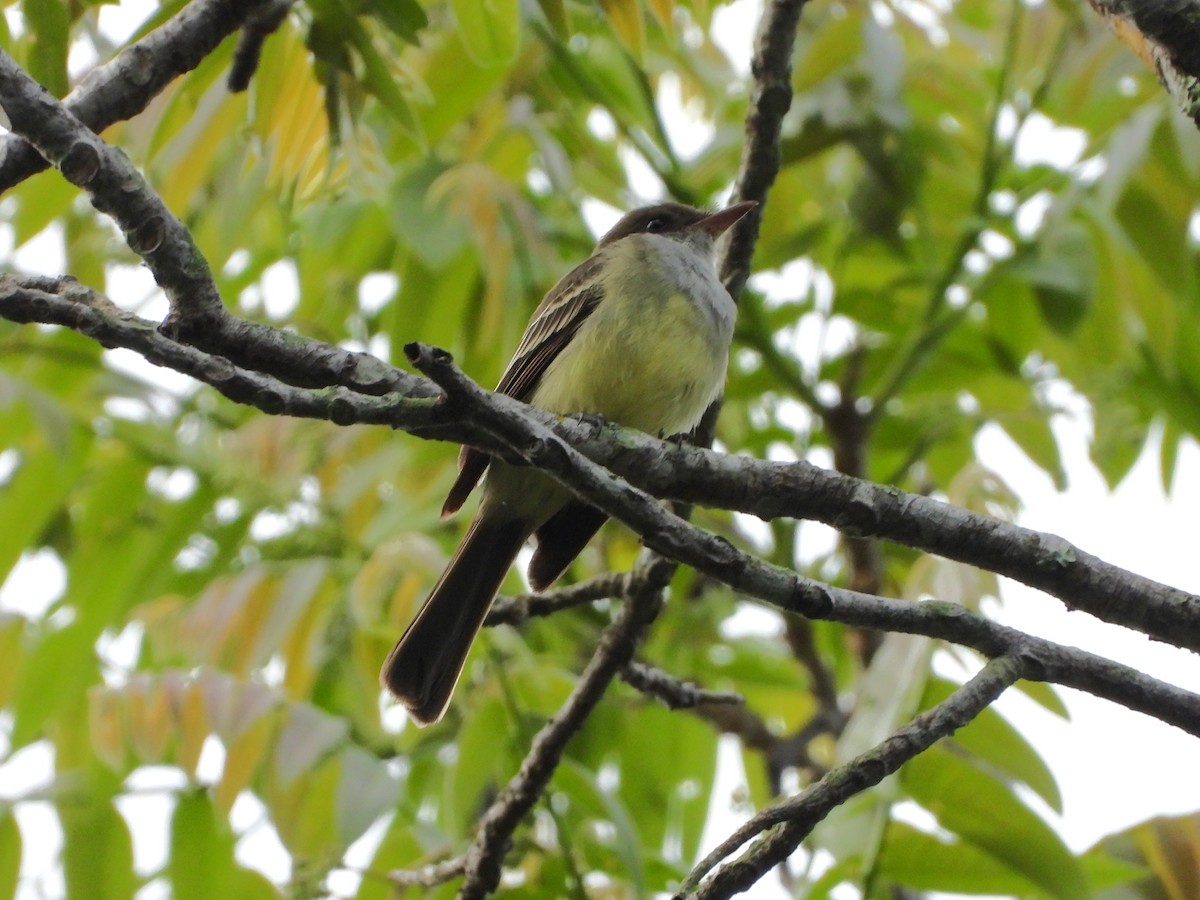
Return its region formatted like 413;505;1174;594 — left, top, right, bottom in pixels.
441;253;606;517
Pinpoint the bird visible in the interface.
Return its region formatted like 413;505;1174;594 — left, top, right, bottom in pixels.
381;199;756;725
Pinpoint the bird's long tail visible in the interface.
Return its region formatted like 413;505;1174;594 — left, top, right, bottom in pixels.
380;515;527;725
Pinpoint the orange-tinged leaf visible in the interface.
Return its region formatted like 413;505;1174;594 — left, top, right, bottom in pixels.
223;679;280;743
647;0;674;31
280;577;335;699
168;673;210;778
599;0;646;60
88;687;128;772
127;673;173;763
215;711;276;817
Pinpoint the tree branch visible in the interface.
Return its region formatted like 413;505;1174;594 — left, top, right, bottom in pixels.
620;661;745;710
388;554;677;895
403;341;1200;737
721;0;811;299
676;655;1024;897
0;0;274;194
484;572;629;627
4;275;1197;665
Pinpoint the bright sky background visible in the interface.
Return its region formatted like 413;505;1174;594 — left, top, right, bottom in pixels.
2;1;1198;899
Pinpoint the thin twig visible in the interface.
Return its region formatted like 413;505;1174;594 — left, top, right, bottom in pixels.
485;572;629;627
621;661;745;710
677;656;1024;897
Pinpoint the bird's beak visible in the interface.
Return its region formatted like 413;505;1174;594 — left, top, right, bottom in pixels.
692;200;757;238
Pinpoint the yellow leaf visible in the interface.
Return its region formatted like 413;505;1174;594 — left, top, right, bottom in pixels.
599;0;646;61
215;710;276;817
88;687;128;772
127;674;173;763
165;671;208;778
647;0;674;32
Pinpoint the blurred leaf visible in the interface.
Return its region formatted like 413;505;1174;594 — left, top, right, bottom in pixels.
170;790;238;900
0;808;19;900
365;0;428;44
879;821;1048;895
60;796;138;900
450;0;520;67
1092;811;1200;899
20;0;68;96
923;677;1062;811
904;746;1089;899
600;0;646;61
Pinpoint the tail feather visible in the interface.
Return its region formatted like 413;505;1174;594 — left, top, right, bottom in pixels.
381;516;528;725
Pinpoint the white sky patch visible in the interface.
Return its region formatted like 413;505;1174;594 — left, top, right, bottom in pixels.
586;107;617;142
4;741;65;899
223;248;251;278
97;0;157;45
97;622;145;682
711;0;761;77
976;416;1200;850
0;220;14;259
617;142;662;199
0;548;67;618
1014;112;1087;169
231;791;293;885
146;466;199;502
118;768;187;883
11;223;65;275
260;259;300;320
105;261;163;317
0;448;18;486
581;198;622;239
102;347;197;405
1015;191;1052;239
332;813;395;897
358;272;398;314
657;73;716;162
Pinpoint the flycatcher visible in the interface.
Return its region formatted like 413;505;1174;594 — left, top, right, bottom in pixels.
382;199;756;724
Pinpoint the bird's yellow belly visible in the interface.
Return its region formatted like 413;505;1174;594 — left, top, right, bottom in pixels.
530;291;727;437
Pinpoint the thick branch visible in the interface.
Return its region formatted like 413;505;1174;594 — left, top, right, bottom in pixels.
0;50;224;322
0;0;273;194
405;341;1200;736
4;277;1198;663
0;61;421;395
720;0;811;299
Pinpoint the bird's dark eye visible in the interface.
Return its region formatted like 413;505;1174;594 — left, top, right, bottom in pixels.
645;217;666;232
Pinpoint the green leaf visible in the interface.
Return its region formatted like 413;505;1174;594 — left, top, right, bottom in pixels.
20;0;69;96
449;0;520;67
923;677;1061;811
879;822;1047;894
0;807;20;900
170;790;238;900
904;746;1088;899
365;0;428;44
337;746;399;847
60;798;138;900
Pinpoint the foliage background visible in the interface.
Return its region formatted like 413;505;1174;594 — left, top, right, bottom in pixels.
1;0;1198;896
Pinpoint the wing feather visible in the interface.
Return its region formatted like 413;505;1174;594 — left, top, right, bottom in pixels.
440;251;606;513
